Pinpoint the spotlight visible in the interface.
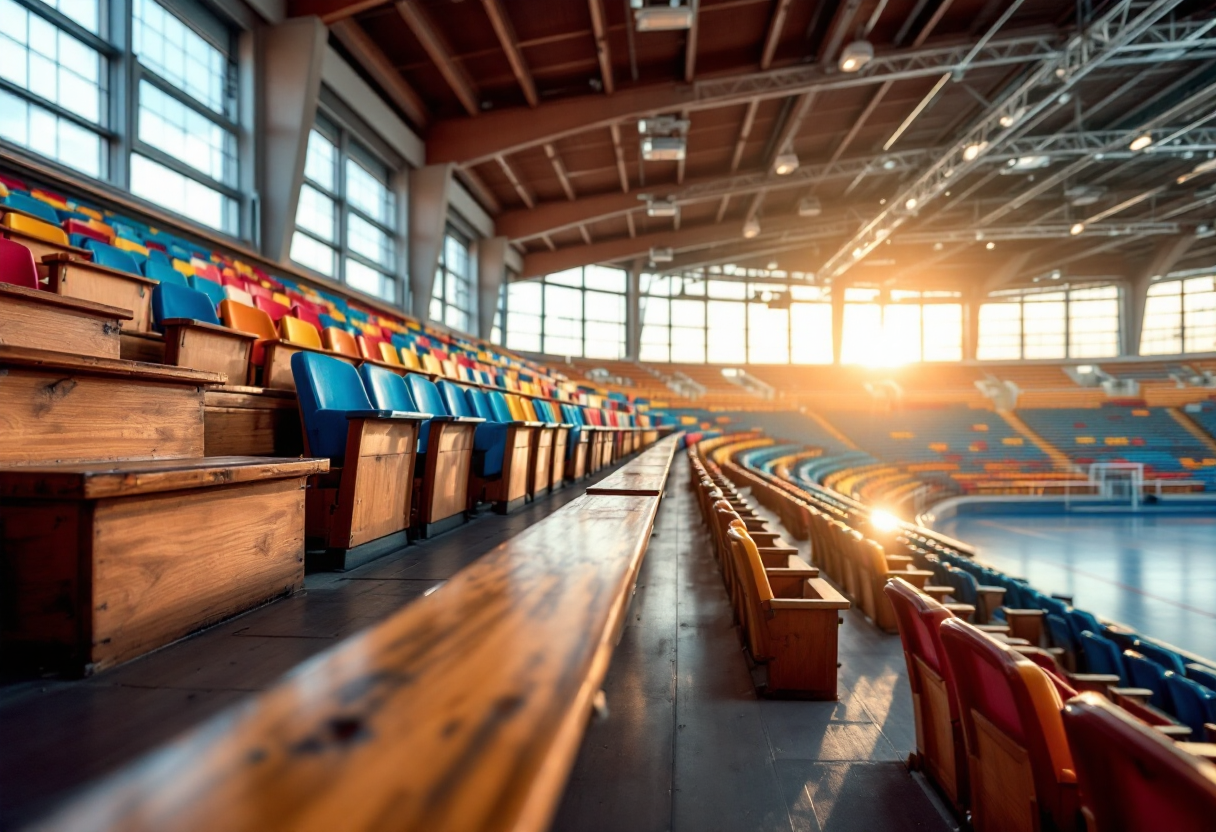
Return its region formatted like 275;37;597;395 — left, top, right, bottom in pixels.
773;152;799;175
963;141;988;161
838;41;874;73
1129;134;1153;152
933;242;943;251
646;199;678;218
766;261;779;270
852;246;864;259
881;158;897;170
1070;222;1086;236
798;196;822;217
986;241;995;250
743;217;760;238
904;197;918;211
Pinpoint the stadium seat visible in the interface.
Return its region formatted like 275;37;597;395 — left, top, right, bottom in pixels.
1080;630;1127;683
291;352;426;559
0;237;40;289
146;257;190;286
1062;692;1216;832
279;315;323;349
938;618;1079;832
1162;672;1216;736
403;375;482;535
189;275;226;310
2;191;61;224
82;240;140;275
254;295;290;322
153;281;221;329
323;326;361;358
1124;650;1173;711
1186;663;1216;693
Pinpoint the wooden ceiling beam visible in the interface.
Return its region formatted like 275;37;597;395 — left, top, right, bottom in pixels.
480;0;538;107
495;155;534;209
609;123;630;193
544;143;578;200
456;167;502;214
587;0;615;94
684;0;700;82
729;100;759;173
396;0;480;116
759;0;793;70
329;20;429;129
288;0;388;24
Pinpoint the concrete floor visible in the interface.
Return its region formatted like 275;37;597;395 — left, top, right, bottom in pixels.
938;512;1216;658
552;459;957;832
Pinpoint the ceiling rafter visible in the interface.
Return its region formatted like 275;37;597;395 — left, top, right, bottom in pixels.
495;154;534;208
544;143;578;200
684;0;700;82
287;0;388;24
587;0;615;94
609;123;630;193
396;0;480;116
329;20;429;128
481;0;538;107
759;0;793;70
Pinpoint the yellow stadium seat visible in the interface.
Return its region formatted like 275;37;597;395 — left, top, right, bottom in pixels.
1076;436;1095;444
172;259;195;277
505;395;527;421
272;292;291;307
76;206;103;221
0;183;9;199
1132;409;1150;417
399;350;421;371
114;238;148;256
1002;437;1024;446
86;218;115;237
279;316;322;349
421;354;444;375
377;343;402;365
972;423;989;431
4;212;69;245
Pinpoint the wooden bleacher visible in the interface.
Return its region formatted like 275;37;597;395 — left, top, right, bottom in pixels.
28;434;682;832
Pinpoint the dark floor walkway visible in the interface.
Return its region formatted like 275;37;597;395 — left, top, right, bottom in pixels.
552;458;958;832
0;472;608;831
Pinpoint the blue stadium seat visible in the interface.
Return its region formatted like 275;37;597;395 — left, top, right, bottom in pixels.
1186;663;1216;693
189;275;226;310
292;351;378;459
2;192;60;224
145;257;189;286
358;363;419;414
441;383;512;479
83;240;140;274
405;375;453;455
1045;614;1080;666
1162;672;1216;736
1124;650;1172;711
1080;631;1127;683
1132;640;1187;675
152;282;222;331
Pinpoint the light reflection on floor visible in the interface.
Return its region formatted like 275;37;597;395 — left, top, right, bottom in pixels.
935;512;1216;660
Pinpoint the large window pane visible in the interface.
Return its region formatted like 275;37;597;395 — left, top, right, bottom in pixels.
881;304;922;363
748;303;789;363
978;302;1022;360
347;213;393;268
1183;276;1216;353
346;156;392;225
0;88;102;176
290;231;336;277
543;283;582;356
1068;287;1119;357
1141;281;1182;355
294;184;335;242
346;258;395;303
303;129;336;191
130;153;235;232
841;303;881;365
0;1;104;123
922;304;963;361
584;265;625;293
138;81;236;185
790;303;832;364
707;300;745;363
671;327;705;362
1023;294;1066;359
133;0;231;115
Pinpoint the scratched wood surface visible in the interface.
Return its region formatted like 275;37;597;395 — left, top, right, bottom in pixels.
31;492;662;832
0;282;127;359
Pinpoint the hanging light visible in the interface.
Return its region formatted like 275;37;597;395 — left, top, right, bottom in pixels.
742;217;761;238
904;196;918;211
1070;222;1086;236
838;41;874;73
1129;134;1153;152
986;241;996;250
773;152;800;175
962;141;988;161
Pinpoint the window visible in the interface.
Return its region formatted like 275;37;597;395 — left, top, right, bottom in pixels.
504;266;627;358
432;231;474;333
130;0;238;233
1141;275;1216;355
978;285;1120;360
0;0;108;176
839;288;962;365
291;116;401;304
0;0;246;234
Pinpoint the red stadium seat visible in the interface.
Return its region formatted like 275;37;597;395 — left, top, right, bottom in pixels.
1062;692;1216;832
0;237;40;289
253;295;290;322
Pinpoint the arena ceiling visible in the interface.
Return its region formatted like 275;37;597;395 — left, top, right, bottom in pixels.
290;0;1216;293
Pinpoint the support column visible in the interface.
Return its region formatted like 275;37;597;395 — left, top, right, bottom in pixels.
259;18;327;264
626;260;642;360
831;285;845;364
477;236;507;341
1123;233;1194;356
408;164;455;323
964;298;981;361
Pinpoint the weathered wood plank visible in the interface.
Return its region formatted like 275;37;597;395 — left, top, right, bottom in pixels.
0;283;126;359
44;255;157;333
31;493;661;832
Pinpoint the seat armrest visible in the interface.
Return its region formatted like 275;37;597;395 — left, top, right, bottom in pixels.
346;410;433;421
1154;725;1194;739
976;624;1012;635
1111;687;1154;701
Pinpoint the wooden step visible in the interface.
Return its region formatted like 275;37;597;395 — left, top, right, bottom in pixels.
0;455;329;674
30;491;662;830
44;254;157;333
0;346;223;465
0;282;128;359
203;385;303;457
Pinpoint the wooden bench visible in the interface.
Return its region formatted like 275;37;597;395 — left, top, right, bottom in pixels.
30;491;663;831
586;434;679;496
0;457;327;674
0;282;127;360
43;253;157;333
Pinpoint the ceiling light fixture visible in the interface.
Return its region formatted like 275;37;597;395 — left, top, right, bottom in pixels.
1129;134;1153;152
881;158;897;170
634;5;693;31
743;217;761;238
798;196;822;217
904;197;918;211
963;141;988;161
986;241;996;250
1070;222;1086;236
852;246;864;259
773;152;800;175
838;41;874;73
649;246;674;263
766;261;779;270
641;136;686;161
646;199;678;218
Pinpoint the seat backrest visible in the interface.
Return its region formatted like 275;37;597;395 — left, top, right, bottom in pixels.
438;380;475;418
359;363;417;412
1080;631;1127;683
223;285;255;307
1134;641;1187;675
219;300;278;340
519;398;540;421
279;316;323;349
406;375;449;417
1186;663;1216;693
2;210;69;245
323;327;360;357
254;295;290;322
1062;692;1216;832
1045;614;1077;652
291;351;374;459
398;349;421;371
377;342;402;365
465;389;494;420
3;192;60;224
0;237;39;289
1163;672;1216;735
291;304;323;331
146;257;189;286
486;391;514;422
1069;609;1104;641
189;275;225;310
939;617;1075;831
883;577;953;682
153;282;221;328
85;240;140;274
1124;650;1171;710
